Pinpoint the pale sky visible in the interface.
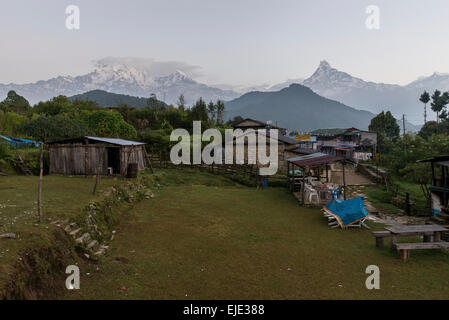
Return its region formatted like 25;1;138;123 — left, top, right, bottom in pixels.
1;0;449;86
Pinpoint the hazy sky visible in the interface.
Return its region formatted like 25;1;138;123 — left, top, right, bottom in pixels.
1;0;449;86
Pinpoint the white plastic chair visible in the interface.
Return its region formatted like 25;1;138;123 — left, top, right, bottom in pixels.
305;184;319;204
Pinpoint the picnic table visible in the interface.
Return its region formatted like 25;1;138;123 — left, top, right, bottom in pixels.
383;225;449;261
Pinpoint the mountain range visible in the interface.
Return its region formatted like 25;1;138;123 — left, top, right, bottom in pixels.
299;61;449;123
1;58;448;128
69;90;168;108
225;84;377;131
0;59;239;106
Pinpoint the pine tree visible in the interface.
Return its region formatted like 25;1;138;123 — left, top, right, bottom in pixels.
419;91;430;124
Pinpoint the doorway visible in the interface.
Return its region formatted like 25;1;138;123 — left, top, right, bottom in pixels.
107;147;120;174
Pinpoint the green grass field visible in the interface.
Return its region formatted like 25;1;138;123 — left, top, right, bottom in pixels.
60;169;449;300
0;174;120;290
365;176;429;215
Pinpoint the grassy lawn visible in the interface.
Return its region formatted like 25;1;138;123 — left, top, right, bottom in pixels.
0;174;120;290
62;169;449;300
365;177;429;215
364;185;403;215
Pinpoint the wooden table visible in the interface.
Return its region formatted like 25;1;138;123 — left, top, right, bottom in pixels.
385;225;449;250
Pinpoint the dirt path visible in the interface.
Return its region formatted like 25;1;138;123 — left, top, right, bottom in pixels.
331;166;375;186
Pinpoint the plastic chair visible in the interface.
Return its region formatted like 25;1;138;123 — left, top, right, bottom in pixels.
305;184;319;204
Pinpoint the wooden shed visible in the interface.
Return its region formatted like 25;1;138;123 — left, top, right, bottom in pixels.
48;136;148;176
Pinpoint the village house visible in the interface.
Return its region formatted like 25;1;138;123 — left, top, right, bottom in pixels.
48;136;148;176
233;118;287;136
228;126;299;173
310;127;377;162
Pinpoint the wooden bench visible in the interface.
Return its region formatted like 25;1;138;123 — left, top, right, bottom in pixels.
372;231;391;248
394;242;449;262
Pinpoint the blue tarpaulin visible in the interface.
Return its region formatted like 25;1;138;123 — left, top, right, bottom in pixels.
323;196;369;228
0;135;41;148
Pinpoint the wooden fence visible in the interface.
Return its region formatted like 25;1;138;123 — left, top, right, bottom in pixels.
357;163;430;216
148;151;261;183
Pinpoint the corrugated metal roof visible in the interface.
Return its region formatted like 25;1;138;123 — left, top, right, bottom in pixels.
287;152;343;168
232;130;299;145
85;136;146;146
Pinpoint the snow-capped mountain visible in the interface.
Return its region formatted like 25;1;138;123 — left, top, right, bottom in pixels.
0;59;240;105
214;78;304;94
406;72;449;91
267;78;304;92
301;60;411;116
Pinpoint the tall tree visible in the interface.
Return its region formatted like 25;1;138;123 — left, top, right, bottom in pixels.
216;100;225;125
177;94;186;111
207;101;216;123
430;90;449;125
190;98;209;122
0;91;31;115
419;91;430;124
368;111;400;139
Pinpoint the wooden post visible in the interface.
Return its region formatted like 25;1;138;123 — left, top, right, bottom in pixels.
431;162;436;186
342;160;347;200
375;237;384;249
400;249;409;262
302;167;305;204
435;231;442;242
143;147;154;174
84;145;89;177
37;143;44;222
326;164;329;183
390;234;397;252
405;192;410;216
443;166;447;206
93;147;104;195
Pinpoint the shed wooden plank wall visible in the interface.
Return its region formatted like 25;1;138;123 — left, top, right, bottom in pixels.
120;146;146;175
49;144;146;175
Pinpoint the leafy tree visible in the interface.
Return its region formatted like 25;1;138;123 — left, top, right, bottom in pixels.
20;115;92;143
216;100;225;125
207;101;216;123
430;90;449;124
1;112;28;136
419;91;430;124
177;94;186;110
86;110;137;139
368;111;400;139
418;121;439;140
227;115;244;127
33;95;73;116
0;91;31;115
111;103;136;123
190;98;209;122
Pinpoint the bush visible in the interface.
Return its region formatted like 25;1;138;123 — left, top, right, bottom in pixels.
0;143;15;172
16;148;49;175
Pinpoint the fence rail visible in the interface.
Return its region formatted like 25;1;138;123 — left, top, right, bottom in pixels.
148;152;262;184
357;163;430;216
